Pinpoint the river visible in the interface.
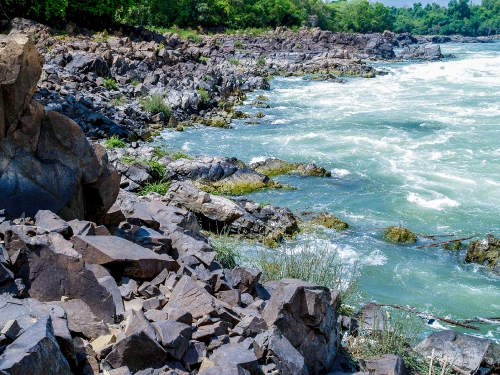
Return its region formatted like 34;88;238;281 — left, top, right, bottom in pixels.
159;41;500;340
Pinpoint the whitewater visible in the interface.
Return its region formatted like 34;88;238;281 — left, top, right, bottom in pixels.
160;41;500;339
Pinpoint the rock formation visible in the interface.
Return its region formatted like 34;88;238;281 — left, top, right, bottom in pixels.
0;33;119;221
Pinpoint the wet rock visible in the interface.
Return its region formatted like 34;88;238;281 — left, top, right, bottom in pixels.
71;235;179;278
304;212;350;231
396;44;442;60
0;315;71;375
383;226;417;244
262;279;340;374
250;158;330;178
465;234;500;271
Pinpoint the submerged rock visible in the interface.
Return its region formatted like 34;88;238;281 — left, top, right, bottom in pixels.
304;212;350;231
383;226;417;244
250;158;331;178
465;234;500;271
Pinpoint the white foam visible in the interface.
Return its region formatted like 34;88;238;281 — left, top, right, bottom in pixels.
407;192;460;210
332;168;350;177
364;250;387;266
249;156;268;164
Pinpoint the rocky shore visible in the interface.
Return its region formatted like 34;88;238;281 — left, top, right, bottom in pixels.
2;18;500;375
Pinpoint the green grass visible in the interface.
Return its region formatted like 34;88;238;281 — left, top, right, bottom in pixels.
234;40;243;47
152;146;169;159
156;42;165;51
197;87;210;103
142;159;165;179
188;34;203;43
171;151;193;161
131;79;140;86
120;155;137;164
346;309;444;375
199;56;210;63
210;231;241;269
104;135;126;149
249;240;362;309
104;78;118;90
227;57;240;66
110;96;127;106
139;94;171;117
225;27;271;36
256;56;266;66
139;180;171;196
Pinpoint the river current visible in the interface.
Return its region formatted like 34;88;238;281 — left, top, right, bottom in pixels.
159;42;500;339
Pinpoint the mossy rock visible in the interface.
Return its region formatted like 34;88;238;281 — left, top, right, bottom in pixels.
245;121;261;125
252;159;297;177
465;235;500;268
308;213;350;231
176;125;184;131
256;95;269;101
200;179;281;196
251;101;270;109
383;226;417;244
262;237;280;248
442;241;462;251
256;112;265;118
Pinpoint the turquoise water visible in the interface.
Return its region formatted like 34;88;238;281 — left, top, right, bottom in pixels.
160;42;500;339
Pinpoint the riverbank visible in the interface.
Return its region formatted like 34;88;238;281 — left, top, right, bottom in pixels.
2;19;500;375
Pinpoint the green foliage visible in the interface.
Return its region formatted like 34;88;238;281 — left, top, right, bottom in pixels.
141;159;165;179
256;56;266;66
104;135;126;149
139;94;172;117
234;40;243;47
120;154;137;164
197;87;210;103
199;56;210;63
171;151;193;160
250;241;362;307
227;57;240;66
131;79;140;86
139;180;171;196
152;146;169;159
103;78;118;90
210;231;241;268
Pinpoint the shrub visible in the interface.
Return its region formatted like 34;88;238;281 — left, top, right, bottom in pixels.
139;94;172;117
120;155;137;164
131;79;140;86
250;240;362;308
103;78;118;90
210;231;241;269
199;56;210;63
227;57;240;66
197;87;210;103
152;146;169;159
234;40;243;47
139;180;171;196
256;56;266;66
104;135;126;149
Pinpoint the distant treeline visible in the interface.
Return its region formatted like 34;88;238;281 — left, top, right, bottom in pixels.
1;0;500;36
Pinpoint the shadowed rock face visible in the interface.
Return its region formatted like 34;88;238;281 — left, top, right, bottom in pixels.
0;33;119;222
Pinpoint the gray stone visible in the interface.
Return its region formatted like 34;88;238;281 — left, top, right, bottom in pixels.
34;210;72;238
211;341;258;374
152;320;191;359
360;354;406;375
230;267;261;294
53;299;109;340
182;341;207;367
166;275;216;319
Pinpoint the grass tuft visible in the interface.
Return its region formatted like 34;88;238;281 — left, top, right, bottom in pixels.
139;94;172;117
171;151;193;161
104;135;126;149
104;77;118;90
142;159;165;179
211;231;241;269
138;180;171;196
110;95;127;106
227;57;240;66
197;87;210;103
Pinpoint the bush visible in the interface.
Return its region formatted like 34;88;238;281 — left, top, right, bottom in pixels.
139;180;171;196
250;240;362;308
103;78;118;90
171;151;193;160
142;159;165;180
210;231;241;269
234;40;243;47
139;94;172;117
197;87;210;103
110;95;127;106
104;135;126;149
256;56;266;66
199;56;210;63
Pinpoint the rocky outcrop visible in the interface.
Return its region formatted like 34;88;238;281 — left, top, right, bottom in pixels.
465;234;500;272
0;33;119;222
396;44;442;60
250;158;331;178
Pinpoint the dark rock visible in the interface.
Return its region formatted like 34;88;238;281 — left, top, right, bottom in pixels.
0;315;71;375
210;341;258;374
34;210;72;238
465;234;500;272
152;320;191;359
182;341;207;367
71;235;178;278
165;275;216;319
53;299;109;340
356;303;386;332
262;279;339;374
360;354;406;375
230;267;261;294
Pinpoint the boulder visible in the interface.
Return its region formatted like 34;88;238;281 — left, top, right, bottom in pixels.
250;158;330;178
105;331;168;373
230;267;261;294
152;320;191;359
465;234;500;271
34;210;72;238
0;315;71;375
264;329;309;375
4;226;116;322
71;235;179;278
165;275;216;319
210;341;259;374
360;354;406;375
0;35;119;221
414;330;500;372
262;279;340;374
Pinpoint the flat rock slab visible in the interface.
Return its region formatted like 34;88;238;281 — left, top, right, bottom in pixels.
361;354;406;375
71;235;179;278
53;299;109;340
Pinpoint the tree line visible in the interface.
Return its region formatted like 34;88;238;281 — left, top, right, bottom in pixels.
1;0;500;36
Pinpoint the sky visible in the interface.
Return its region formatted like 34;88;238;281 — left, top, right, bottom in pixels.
374;0;480;6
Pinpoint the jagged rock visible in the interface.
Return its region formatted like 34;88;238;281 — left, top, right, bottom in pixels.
152;320;191;359
262;279;340;374
259;329;309;375
86;264;125;318
165;275;216;319
356;303;386;332
71;235;178;278
53;299;110;340
0;34;119;221
414;330;500;372
105;331;168;373
0;315;71;375
232;316;267;338
182;341;207;367
4;226;116;322
465;234;500;272
360;354;406;375
230;267;261;294
34;210;72;238
210;341;259;374
396;44;442;60
192;321;233;341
